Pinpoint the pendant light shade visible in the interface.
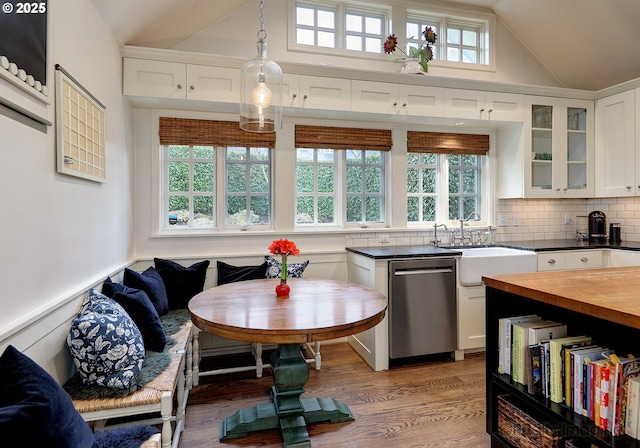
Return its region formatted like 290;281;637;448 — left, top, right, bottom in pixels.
240;0;282;133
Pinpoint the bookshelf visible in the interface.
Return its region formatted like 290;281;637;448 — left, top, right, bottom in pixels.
485;268;640;448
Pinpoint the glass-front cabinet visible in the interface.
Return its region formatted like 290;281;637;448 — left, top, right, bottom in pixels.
525;96;594;198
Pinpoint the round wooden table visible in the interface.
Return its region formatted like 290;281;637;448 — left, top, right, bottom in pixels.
188;278;387;447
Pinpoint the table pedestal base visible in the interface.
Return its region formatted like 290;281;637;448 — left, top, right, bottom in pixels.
219;344;354;447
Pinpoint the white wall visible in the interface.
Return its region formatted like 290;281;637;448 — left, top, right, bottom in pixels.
174;0;561;88
0;1;133;332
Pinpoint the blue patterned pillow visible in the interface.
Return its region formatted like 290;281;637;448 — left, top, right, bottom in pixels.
264;255;309;279
67;290;145;389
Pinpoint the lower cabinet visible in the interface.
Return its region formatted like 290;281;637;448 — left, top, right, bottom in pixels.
537;249;603;271
457;285;486;350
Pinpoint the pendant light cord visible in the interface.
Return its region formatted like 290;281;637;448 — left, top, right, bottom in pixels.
257;0;267;42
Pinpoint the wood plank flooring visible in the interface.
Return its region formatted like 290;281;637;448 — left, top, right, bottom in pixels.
179;343;490;447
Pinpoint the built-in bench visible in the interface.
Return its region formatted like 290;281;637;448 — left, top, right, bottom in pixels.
0;251;347;446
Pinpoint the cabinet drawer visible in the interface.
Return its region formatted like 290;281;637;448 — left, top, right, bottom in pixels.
565;250;602;269
537;253;566;271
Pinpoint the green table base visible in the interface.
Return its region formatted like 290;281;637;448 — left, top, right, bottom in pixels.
219;344;354;447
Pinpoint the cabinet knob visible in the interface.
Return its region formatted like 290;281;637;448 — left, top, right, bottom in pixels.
393;102;398;107
177;84;182;89
303;94;308;100
580;257;588;262
627;186;633;190
292;93;297;99
488;109;493;113
480;108;485;112
190;85;195;90
402;103;407;107
548;259;556;264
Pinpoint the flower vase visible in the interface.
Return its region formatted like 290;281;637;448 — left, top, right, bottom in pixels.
399;58;424;74
275;279;290;298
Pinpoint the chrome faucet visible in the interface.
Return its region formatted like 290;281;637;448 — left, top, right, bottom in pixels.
459;212;481;245
431;223;448;246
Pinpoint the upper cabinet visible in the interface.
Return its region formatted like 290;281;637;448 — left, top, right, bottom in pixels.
350;80;443;117
298;76;351;111
524;96;594;198
594;89;636;197
443;89;524;122
123;58;240;103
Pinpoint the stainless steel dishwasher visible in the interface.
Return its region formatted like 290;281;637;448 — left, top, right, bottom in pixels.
388;258;457;359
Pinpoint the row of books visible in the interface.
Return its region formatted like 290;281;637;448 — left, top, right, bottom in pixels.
498;314;640;438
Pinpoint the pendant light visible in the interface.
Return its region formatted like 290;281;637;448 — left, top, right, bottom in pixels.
240;0;282;133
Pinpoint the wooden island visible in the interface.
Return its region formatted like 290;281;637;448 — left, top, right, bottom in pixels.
484;266;640;448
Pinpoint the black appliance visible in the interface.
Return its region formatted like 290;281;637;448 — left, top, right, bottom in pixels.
588;211;606;243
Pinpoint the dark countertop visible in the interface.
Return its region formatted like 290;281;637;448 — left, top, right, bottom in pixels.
346;239;640;259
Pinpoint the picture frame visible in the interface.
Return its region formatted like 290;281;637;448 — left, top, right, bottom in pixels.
55;66;106;183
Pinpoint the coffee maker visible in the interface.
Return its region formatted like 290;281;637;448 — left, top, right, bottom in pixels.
588;211;606;243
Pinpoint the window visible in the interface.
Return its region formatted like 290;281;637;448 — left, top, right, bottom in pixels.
159;118;275;231
406;14;490;66
293;1;390;55
295;125;391;226
407;132;488;223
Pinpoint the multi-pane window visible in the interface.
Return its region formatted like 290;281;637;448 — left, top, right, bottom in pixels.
405;13;490;66
296;4;337;48
448;154;481;220
345;12;384;53
407;152;437;222
166;145;215;228
294;2;389;54
296;148;336;224
225;147;271;225
346;150;384;222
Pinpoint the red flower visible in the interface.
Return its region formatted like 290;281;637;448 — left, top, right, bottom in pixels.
268;239;300;257
383;34;399;54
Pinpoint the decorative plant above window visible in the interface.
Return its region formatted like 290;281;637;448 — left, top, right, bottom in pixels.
384;27;437;72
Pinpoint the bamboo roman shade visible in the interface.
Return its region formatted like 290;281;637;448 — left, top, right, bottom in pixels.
407;131;489;155
295;125;392;151
159;117;275;148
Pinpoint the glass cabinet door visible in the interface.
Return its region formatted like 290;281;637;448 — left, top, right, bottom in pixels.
566;107;588;191
530;104;553;190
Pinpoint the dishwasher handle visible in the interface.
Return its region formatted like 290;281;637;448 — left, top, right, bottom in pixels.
394;267;453;276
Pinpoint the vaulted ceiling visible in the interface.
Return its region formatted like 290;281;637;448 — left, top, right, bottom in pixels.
91;0;640;91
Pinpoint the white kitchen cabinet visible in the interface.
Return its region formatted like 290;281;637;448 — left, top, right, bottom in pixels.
524;96;594;198
185;64;239;103
594;90;636;197
299;75;351;111
123;59;240;104
537;250;603;272
282;74;300;108
610;249;640;267
457;285;486;350
351;80;443;117
124;58;186;99
443;89;524;122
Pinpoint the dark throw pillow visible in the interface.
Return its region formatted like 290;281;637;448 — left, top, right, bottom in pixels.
92;424;159;448
265;255;309;279
217;261;268;285
102;278;167;352
154;258;210;310
0;345;94;448
123;267;169;316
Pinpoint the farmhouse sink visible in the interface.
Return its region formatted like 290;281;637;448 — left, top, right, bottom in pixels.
458;247;537;286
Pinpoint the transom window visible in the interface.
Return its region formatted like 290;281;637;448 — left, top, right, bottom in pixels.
296;4;337;48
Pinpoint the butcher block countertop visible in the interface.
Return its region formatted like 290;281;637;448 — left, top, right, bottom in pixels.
483;267;640;330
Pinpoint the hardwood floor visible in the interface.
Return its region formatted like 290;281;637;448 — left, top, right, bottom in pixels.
179;343;490;447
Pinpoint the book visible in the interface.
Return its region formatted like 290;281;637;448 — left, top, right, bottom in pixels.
625;376;640;438
529;344;543;395
613;356;640;436
570;346;606;415
583;350;614;418
499;315;540;375
549;336;591;404
592;359;610;426
564;343;597;408
513;320;561;384
600;359;612;430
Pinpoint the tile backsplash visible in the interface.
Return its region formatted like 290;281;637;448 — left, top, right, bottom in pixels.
345;197;640;248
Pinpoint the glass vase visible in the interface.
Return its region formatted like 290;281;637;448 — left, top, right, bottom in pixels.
275;279;290;297
399;58;424;74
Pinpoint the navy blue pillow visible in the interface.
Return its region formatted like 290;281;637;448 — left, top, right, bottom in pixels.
92;424;158;448
217;261;268;285
123;267;169;316
0;345;94;447
154;258;210;310
102;278;167;352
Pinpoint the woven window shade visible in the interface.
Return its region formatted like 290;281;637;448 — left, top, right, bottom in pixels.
295;125;392;151
407;131;489;155
159;117;275;148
